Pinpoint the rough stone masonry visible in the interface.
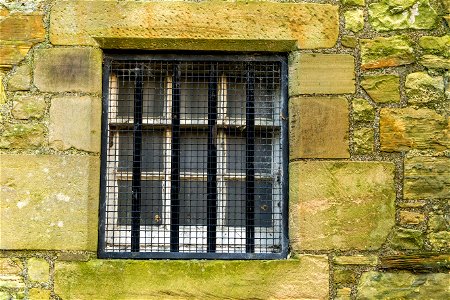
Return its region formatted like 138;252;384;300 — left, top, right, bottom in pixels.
0;0;449;299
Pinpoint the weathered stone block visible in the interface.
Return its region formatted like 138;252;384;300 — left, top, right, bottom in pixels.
50;1;338;50
419;35;450;57
7;64;31;91
29;288;51;300
34;48;102;93
290;161;396;250
399;211;425;225
360;36;415;69
54;256;329;299
420;55;450;69
333;255;379;266
12;95;46;120
357;271;449;299
0;154;100;251
352;98;375;123
49;96;101;152
344;9;364;32
429;231;450;250
380;108;449;152
428;214;448;232
0;258;24;289
389;227;424;250
27;258;49;282
289;53;355;95
341;0;365;5
289;97;349;159
336;287;352;300
0;72;6;105
0;13;45;67
341;35;358;48
369;0;439;31
0;42;32;68
0;123;46;149
353;127;374;154
404;156;450;200
361;74;400;103
405;72;445;107
334;269;358;285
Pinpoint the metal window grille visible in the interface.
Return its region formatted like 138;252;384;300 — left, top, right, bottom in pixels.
99;54;288;259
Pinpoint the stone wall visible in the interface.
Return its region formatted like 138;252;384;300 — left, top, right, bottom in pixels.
0;0;448;299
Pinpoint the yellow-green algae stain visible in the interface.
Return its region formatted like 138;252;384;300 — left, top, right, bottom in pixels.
54;257;329;299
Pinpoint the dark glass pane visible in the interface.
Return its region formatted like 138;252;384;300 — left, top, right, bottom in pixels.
117;180;163;226
180;132;207;172
142;79;165;118
179;181;207;226
118;131;164;172
117;79;134;117
226;133;272;174
180;66;208;119
225;181;273;227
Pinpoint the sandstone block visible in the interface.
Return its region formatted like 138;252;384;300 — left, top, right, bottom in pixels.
49;96;101;152
290;161;396;250
50;1;338;50
428;214;448;232
289;97;349;159
341;0;365;5
0;73;6;104
399;211;425;225
361;74;400;103
369;0;438;31
333;255;379;266
0;42;32;68
34;48;102;93
428;231;450;250
0;258;24;289
352;98;375;123
12;94;46;120
55;256;329;299
29;288;51;300
405;72;445;107
0;123;45;149
353;127;374;154
0;13;45;67
7;64;31;91
389;227;424;250
334;269;358;285
289;53;355;95
344;9;364;32
357;271;449;299
341;35;358;48
27;258;49;282
419;35;450;57
404;156;450;200
0;154;100;251
420;55;450;69
380;107;449;152
360;36;415;69
336;287;352;300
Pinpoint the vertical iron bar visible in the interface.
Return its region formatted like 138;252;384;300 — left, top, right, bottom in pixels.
246;64;255;253
170;63;181;252
207;64;218;252
131;66;144;252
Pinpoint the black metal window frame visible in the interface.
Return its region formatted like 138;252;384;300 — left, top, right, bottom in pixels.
99;53;289;259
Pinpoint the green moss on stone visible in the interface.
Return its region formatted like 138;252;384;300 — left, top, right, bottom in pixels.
341;0;365;6
429;231;450;250
354;127;374;154
369;0;439;31
334;269;358;285
360;36;415;69
12;95;46;120
419;35;450;58
352;98;375;123
389;227;424;250
54;257;330;300
341;35;358;48
0;123;45;149
361;75;400;103
344;9;364;32
358;271;450;299
405;72;444;107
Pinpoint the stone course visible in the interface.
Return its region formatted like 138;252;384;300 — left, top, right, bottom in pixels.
289;97;349;159
290;161;395;250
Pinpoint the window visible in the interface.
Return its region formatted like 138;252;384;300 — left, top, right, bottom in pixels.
99;54;288;259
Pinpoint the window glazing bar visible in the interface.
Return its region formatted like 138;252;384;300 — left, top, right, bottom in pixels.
245;64;255;253
207;64;218;252
131;66;144;252
170;63;181;252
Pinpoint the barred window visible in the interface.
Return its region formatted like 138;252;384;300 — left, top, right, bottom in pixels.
99;54;288;259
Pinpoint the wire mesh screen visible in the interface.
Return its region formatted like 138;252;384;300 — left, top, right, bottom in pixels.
101;55;287;259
